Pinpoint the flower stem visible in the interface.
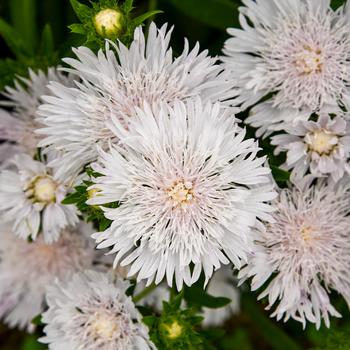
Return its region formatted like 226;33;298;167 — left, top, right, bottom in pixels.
133;283;157;303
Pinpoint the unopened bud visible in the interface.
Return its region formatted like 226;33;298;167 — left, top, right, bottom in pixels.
94;8;123;37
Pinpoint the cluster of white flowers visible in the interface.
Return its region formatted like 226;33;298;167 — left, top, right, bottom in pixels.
222;0;350;329
1;0;350;347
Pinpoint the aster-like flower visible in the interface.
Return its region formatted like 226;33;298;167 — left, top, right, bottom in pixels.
239;183;350;328
0;222;96;331
271;113;350;183
0;68;73;164
222;0;350;130
37;22;237;179
41;270;153;350
87;99;276;290
0;153;78;243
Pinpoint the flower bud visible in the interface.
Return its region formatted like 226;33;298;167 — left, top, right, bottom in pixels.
94;8;123;37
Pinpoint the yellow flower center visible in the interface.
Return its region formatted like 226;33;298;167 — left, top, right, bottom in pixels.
25;176;57;204
167;181;194;208
295;47;323;75
94;8;123;37
300;226;313;242
305;129;338;155
91;313;119;341
164;321;183;339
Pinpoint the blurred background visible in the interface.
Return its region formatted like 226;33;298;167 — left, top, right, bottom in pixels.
0;0;349;349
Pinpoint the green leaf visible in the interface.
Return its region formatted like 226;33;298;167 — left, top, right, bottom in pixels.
243;296;301;350
68;23;87;35
132;10;163;27
70;0;91;22
185;285;231;309
9;0;37;53
21;335;45;350
61;191;83;205
164;0;239;30
270;165;290;183
331;0;345;10
0;18;30;59
123;0;134;13
40;24;55;56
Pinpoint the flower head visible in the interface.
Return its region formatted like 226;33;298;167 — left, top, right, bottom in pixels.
0;68;73;163
87;99;275;290
239;183;350;328
0;153;78;243
222;0;350;125
41;270;153;350
37;23;237;179
0;222;96;331
272;113;350;183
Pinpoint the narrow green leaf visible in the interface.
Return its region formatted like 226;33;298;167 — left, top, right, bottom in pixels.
243;296;301;350
68;23;87;35
9;0;37;52
0;18;30;58
70;0;91;22
185;285;231;309
123;0;134;13
270;165;290;183
132;10;163;27
61;192;83;205
41;24;55;56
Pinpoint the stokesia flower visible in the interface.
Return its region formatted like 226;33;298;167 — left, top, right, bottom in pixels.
0;222;96;331
271;113;350;183
222;0;350;132
37;22;237;180
41;270;153;350
0;152;78;243
239;183;350;328
87;99;276;290
0;68;73;164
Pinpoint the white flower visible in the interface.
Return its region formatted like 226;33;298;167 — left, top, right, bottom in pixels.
0;153;78;243
239;183;350;329
222;0;350;124
37;22;237;180
0;222;96;331
202;267;240;327
271;113;350;183
41;270;153;350
87;99;276;290
0;68;73;163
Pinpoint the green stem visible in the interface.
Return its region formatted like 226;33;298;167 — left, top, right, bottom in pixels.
133;283;157;303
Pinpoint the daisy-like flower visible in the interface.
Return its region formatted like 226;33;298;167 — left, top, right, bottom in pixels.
87;99;276;290
0;153;78;243
271;113;350;183
0;222;96;331
0;68;73;163
41;270;153;350
239;183;350;328
222;0;350;128
37;22;237;179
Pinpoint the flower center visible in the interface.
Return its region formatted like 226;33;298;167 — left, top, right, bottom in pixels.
25;176;57;204
295;46;323;75
90;312;120;341
300;226;313;241
305;129;338;155
163;321;183;340
167;181;194;208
